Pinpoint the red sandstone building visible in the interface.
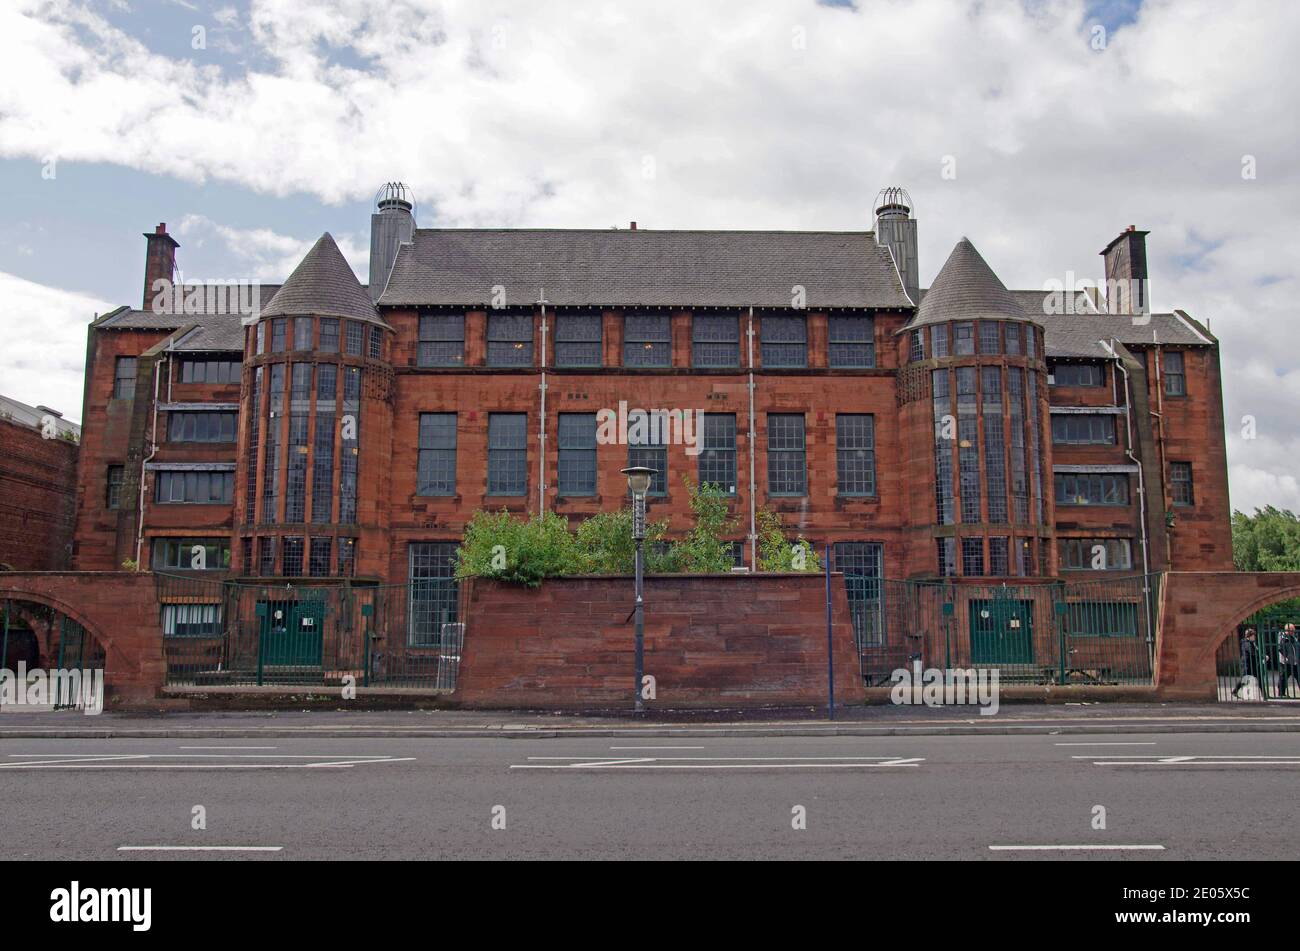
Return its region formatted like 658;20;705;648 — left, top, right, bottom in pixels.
0;395;80;572
70;185;1232;649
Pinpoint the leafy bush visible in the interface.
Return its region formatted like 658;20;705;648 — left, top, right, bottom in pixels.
574;509;674;574
756;507;820;572
670;478;737;573
456;509;580;588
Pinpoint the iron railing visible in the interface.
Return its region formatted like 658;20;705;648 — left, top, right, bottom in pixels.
1216;607;1300;701
155;573;464;689
849;573;1162;687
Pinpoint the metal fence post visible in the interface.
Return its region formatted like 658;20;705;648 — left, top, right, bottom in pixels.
825;544;834;722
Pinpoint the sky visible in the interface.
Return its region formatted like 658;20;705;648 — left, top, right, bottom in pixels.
0;0;1295;515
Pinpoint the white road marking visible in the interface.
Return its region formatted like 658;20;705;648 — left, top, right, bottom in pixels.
1054;741;1157;746
990;844;1165;852
608;746;706;750
513;755;924;770
0;752;413;770
179;745;278;750
118;846;283;852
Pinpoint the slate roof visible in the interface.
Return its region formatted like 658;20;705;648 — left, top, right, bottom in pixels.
94;284;283;353
1009;290;1215;358
260;233;385;326
907;238;1034;329
377;229;912;309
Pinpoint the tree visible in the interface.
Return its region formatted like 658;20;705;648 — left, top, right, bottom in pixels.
1232;506;1300;572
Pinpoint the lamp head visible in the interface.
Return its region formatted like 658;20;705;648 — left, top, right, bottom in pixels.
620;465;656;499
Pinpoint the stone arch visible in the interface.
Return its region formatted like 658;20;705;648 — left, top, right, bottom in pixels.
1192;584;1300;671
0;590;120;672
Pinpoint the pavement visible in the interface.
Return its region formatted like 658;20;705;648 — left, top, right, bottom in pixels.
2;730;1298;859
2;701;1300;737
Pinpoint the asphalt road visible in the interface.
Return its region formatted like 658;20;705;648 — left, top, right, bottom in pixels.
2;731;1297;860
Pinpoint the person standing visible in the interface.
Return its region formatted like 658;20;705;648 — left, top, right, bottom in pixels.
1277;624;1300;699
1232;628;1260;699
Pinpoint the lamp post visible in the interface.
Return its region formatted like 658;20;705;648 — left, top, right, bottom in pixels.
621;465;655;714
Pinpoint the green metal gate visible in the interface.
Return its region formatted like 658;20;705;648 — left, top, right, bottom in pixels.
855;574;1161;687
156;573;463;690
1217;603;1300;701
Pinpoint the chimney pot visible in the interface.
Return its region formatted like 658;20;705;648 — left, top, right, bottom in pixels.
630;221;637;230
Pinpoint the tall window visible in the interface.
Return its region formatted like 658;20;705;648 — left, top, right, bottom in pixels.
555;314;602;367
956;367;981;522
557;413;597;496
699;414;737;494
418;314;465;367
1163;351;1186;396
311;366;336;524
761;315;807;368
368;325;383;359
1051;414;1117;445
833;542;884;648
293;317;313;350
1004;324;1021;356
408;542;459;646
988;536;1009;576
487;413;527;495
284;412;309;522
270;318;287;353
829;315;874;368
982;366;1007;524
933;368;954;524
282;536;304;577
262;366;283;522
628;431;667;496
319;318;339;353
106;465;124;509
258;537;275;575
953;322;975;356
337;537;356;577
979;321;1001;355
692;314;739;368
247;367;261;525
767;413;807;496
937;537;956;577
308;537;332;577
339;367;360;524
487;314;533;366
417;413;457;495
961;537;985;576
836;414;876;496
908;329;924;363
344;321;364;355
1008;368;1028;522
113;357;137;399
624;314;671;367
931;324;950;359
1171;461;1194;506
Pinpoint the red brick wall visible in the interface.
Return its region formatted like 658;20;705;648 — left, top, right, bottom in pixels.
0;571;164;703
454;572;865;709
0;418;78;570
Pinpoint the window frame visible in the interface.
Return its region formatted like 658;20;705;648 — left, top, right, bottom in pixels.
766;412;807;497
416;412;458;496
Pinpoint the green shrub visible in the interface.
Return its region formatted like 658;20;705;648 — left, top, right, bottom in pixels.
673;478;737;573
756;507;820;572
574;509;673;574
455;509;580;588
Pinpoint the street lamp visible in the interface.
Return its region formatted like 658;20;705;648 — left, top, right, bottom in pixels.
621;465;656;714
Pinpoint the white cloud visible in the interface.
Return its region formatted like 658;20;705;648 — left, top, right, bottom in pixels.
173;214;368;282
0;0;1297;505
0;272;111;425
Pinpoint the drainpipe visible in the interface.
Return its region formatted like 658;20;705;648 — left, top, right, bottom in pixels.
1111;339;1153;648
1151;332;1170;564
746;306;758;570
135;348;166;566
537;293;548;516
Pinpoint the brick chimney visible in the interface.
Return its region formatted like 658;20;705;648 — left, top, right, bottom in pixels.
1100;225;1150;316
142;223;179;311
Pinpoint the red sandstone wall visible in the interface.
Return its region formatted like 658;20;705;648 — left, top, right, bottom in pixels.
0;418;78;570
454;572;865;710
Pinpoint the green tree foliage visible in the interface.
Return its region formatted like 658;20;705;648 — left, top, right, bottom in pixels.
573;509;674;574
1232;506;1300;572
755;507;821;572
456;509;580;587
672;478;737;573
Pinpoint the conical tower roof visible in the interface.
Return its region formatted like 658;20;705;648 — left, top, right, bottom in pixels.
260;232;386;325
909;237;1036;329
